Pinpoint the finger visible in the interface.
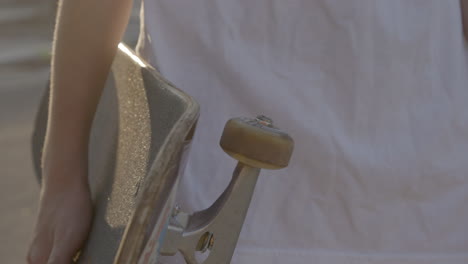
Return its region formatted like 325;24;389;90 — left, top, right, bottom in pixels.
27;235;53;264
47;243;76;264
47;254;74;264
47;233;82;264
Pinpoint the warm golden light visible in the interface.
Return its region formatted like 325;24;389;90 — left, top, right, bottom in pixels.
118;43;147;68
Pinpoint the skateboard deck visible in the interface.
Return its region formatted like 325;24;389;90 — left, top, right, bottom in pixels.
32;43;200;263
32;44;294;264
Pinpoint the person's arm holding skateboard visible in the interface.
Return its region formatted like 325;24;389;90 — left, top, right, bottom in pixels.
27;0;133;263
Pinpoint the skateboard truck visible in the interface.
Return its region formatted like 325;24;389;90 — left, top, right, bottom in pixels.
160;116;294;264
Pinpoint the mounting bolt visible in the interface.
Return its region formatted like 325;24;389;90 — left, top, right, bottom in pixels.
172;204;181;217
255;115;273;127
208;235;215;250
196;232;214;253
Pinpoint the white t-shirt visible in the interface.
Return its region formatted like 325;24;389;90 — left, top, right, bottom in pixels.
136;1;468;263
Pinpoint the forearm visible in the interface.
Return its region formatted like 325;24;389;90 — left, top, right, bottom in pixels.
44;0;133;182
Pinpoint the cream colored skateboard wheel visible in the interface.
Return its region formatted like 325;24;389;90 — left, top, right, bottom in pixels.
220;116;294;169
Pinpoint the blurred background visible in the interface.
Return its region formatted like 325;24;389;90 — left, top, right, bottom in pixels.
0;0;140;262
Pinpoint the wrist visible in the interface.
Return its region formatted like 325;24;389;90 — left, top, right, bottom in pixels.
41;138;89;188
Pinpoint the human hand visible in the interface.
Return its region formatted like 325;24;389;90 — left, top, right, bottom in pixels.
27;164;93;264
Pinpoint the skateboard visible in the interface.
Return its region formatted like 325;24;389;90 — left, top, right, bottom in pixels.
32;43;294;264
